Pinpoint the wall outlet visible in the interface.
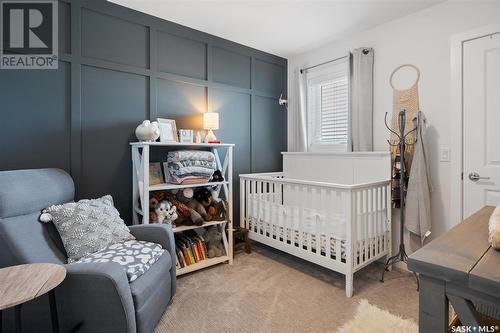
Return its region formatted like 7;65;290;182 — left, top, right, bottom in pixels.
440;147;450;162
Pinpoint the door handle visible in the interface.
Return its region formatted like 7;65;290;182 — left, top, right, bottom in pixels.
468;172;490;181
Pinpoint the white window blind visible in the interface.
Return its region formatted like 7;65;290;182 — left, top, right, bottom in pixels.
306;58;349;151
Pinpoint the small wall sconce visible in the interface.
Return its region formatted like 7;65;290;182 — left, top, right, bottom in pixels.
279;93;288;106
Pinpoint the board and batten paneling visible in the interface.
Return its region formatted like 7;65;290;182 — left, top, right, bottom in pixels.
212;47;251;89
157;79;207;120
157;31;207;80
255;58;286;94
80;66;149;215
0;62;71;171
81;8;150;69
211;89;252;221
0;0;287;224
251;95;287;173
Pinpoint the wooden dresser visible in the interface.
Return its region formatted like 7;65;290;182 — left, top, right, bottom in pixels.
408;206;500;333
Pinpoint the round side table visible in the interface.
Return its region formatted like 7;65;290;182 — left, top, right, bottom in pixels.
0;263;66;333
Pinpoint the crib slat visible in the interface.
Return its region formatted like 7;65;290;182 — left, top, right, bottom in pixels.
263;181;267;236
325;189;332;259
370;188;375;259
272;182;276;204
382;185;387;253
284;184;290;245
262;181;267;237
375;186;380;257
368;188;373;259
267;180;271;238
368;188;372;258
382;186;392;252
362;190;368;263
257;181;262;235
378;186;382;256
249;179;253;231
357;190;362;266
364;189;368;263
372;187;376;258
307;186;312;253
278;185;284;240
324;188;330;259
248;180;252;231
334;223;341;261
310;186;315;253
240;178;245;229
315;187;321;256
267;181;271;238
271;183;276;239
297;185;302;249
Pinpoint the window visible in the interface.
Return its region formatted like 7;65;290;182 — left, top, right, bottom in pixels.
306;58;349;151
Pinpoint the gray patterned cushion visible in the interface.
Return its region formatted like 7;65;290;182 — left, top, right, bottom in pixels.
43;195;132;263
77;240;165;282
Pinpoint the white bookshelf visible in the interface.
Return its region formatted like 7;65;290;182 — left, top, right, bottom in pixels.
176;256;230;276
130;142;234;275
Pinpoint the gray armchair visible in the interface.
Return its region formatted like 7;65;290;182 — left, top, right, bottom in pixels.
0;168;176;333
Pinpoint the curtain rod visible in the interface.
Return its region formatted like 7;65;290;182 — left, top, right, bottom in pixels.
299;55;348;74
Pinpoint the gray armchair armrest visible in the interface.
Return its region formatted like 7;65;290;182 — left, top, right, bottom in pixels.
129;224;176;296
57;262;136;333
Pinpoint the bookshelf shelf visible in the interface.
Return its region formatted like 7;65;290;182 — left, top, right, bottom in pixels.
149;181;229;191
176;256;230;276
172;220;227;233
130;141;233;275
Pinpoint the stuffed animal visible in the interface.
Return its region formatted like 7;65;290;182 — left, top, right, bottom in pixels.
174;189;208;223
205;226;225;258
149;191;203;226
172;188;193;204
155;200;178;224
164;192;204;226
210;170;224;182
194;187;214;219
148;191;164;222
194;188;227;221
210;199;227;221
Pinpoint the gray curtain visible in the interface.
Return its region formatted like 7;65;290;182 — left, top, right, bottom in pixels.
349;48;374;151
288;68;308;152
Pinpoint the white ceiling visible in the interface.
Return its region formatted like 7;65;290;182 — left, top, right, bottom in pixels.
109;0;443;58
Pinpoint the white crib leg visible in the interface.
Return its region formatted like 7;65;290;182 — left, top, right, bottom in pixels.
345;273;354;298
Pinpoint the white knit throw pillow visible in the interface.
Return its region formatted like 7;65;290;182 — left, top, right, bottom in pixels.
41;195;133;262
489;205;500;250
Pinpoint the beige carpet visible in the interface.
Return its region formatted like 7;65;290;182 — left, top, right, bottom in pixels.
338;300;418;333
155;244;419;333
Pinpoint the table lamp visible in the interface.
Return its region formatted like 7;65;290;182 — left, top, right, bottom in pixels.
203;112;219;143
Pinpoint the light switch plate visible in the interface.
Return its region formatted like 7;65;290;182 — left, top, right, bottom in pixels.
440;147;450;162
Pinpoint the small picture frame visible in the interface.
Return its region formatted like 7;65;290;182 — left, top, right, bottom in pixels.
178;129;194;143
157;118;178;143
149;162;164;185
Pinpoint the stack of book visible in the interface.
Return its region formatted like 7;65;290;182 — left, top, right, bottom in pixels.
175;231;208;268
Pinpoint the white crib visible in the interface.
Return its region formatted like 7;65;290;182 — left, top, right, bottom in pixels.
239;152;392;297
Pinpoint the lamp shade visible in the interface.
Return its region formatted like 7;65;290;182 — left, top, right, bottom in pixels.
203;112;219;130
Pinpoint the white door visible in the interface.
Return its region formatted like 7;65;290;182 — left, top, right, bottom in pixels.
463;32;500;218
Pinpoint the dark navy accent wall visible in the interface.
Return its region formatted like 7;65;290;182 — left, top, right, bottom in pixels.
0;0;287;224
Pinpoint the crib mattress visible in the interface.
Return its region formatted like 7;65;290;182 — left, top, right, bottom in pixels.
248;218;387;261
